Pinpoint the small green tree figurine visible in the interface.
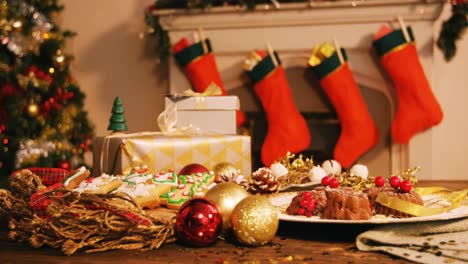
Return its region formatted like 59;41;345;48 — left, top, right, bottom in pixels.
108;97;128;133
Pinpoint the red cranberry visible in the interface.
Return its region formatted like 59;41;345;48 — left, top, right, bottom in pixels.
321;176;331;186
297;207;305;216
399;179;412;193
329;177;340;188
389;175;401;189
374;176;385;187
302;191;311;199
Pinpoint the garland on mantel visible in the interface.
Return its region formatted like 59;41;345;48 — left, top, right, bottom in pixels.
144;0;468;61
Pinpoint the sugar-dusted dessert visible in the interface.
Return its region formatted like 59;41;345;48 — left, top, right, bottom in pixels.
321;187;372;220
364;186;423;218
285;188;327;216
285;187;372;220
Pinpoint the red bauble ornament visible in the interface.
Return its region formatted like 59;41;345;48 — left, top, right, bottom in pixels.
374;176;385;187
329;177;340;188
399;179;412;193
175;198;222;247
389;175;401;189
178;163;209;175
57;159;70;171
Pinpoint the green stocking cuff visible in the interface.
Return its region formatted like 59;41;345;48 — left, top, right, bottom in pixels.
174;39;213;67
373;26;415;57
247;52;281;83
310;48;347;80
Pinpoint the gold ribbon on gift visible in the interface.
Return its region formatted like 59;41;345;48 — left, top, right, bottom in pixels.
179;82;223;97
375;187;468;217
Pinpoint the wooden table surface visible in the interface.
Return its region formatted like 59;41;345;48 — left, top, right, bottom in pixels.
0;181;466;264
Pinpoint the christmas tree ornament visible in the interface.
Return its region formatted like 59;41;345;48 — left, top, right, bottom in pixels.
56;158;70;171
373;22;443;144
350;164;369;179
178;163;209;175
248;167;281;194
205;182;250;233
173;30;246;127
321;159;342;175
107;96;128;133
309;42;378;168
230;195;279;246
175;198;222;247
27;101;39;117
244;46;310;166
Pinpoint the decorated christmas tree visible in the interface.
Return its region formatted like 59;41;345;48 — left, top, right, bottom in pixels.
0;0;94;185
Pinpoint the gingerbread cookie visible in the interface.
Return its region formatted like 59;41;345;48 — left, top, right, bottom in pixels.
74;173;123;194
160;171;216;210
115;171;177;209
62;166;91;190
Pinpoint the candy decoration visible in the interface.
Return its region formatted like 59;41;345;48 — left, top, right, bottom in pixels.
321;160;342;175
329;177;340;188
231;195;279;246
270;162;289;178
309;165;327;183
297;192;316;218
374;176;385;187
178;163;209;176
389;175;401;189
321;175;331;187
205;182;250;233
175;198;222;247
350;164;369;179
399;179;412;193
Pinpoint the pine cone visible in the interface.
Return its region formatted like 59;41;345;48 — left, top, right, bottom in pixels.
217;169;250;190
248;168;281;194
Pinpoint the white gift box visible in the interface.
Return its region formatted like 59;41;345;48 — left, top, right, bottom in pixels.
164;95;239;135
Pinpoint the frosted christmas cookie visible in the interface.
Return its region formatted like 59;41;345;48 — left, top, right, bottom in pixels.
160;171;216;210
115;171;177;209
74;173;123;194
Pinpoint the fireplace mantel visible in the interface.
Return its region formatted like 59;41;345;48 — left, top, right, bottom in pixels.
155;1;445;179
156;0;443;31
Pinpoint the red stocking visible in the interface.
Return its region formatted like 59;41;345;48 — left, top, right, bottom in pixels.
173;38;246;127
309;48;378;168
373;25;443;144
246;51;310;166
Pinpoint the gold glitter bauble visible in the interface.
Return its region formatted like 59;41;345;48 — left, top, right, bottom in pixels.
205;182;250;233
27;102;39;117
231;195;279;246
213;162;240;182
